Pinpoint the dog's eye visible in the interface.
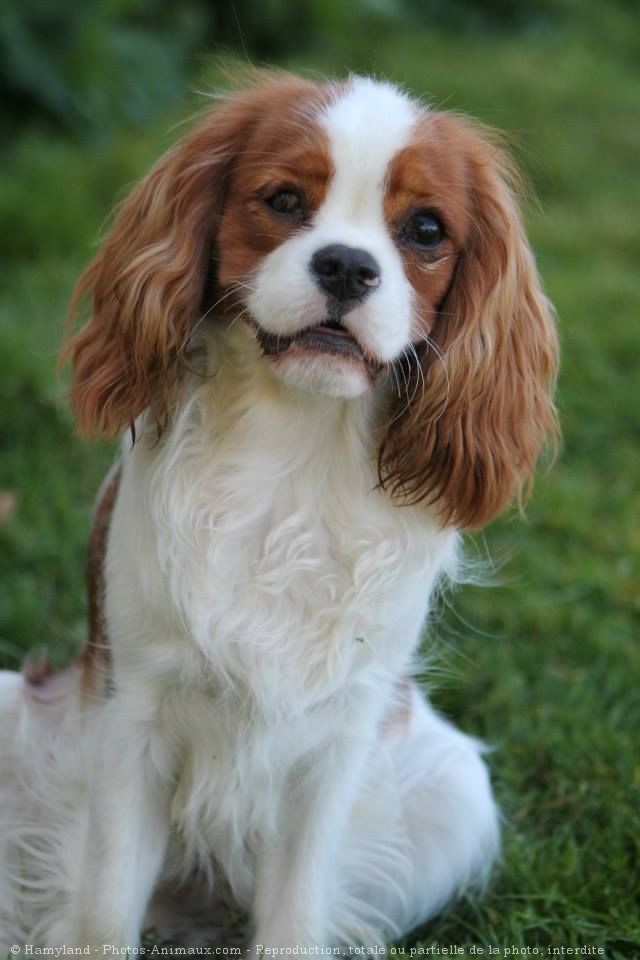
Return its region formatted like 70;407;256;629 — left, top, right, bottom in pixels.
266;189;305;219
401;211;444;250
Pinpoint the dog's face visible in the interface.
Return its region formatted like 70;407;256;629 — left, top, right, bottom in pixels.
216;78;459;399
65;72;558;528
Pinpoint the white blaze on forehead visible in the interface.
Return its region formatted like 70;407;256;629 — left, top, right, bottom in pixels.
318;77;418;225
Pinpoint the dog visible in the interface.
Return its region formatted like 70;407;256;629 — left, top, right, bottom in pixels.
0;71;558;952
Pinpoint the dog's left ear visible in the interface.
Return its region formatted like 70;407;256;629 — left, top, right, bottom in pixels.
380;117;559;529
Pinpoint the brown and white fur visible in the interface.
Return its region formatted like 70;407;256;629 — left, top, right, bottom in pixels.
0;72;558;952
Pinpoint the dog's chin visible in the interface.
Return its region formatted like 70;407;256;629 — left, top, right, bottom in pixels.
268;351;372;398
252;320;383;399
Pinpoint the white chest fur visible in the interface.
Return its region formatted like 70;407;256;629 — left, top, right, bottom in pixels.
106;329;459;714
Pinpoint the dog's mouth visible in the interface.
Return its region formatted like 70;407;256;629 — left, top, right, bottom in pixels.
252;319;383;376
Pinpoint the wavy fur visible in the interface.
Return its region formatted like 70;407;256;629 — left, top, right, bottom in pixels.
1;72;558;952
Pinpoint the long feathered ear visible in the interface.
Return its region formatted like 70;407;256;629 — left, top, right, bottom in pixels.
380;118;559;529
62;73;302;438
63;125;230;437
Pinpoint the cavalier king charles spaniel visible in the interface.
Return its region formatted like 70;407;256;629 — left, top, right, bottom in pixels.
0;71;558;952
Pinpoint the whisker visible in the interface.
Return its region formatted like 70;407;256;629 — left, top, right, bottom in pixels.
407;342;426;406
226;304;252;334
184;282;255;353
414;333;451;422
390;362;402;400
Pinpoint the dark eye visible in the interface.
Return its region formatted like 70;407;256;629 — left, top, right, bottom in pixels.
401;210;444;250
266;189;305;219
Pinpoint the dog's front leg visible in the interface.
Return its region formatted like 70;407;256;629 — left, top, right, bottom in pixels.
54;693;172;952
251;694;382;951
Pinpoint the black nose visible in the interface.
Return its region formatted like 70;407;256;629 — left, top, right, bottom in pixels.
310;244;381;302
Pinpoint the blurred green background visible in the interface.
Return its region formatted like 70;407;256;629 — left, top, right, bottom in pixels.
0;0;638;955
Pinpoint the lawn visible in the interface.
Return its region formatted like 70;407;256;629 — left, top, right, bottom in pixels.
0;3;638;956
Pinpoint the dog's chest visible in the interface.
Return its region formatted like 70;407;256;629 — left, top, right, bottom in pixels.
119;382;458;702
144;440;446;699
168;475;420;682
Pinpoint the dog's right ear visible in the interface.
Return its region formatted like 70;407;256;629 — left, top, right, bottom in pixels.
62;72;310;439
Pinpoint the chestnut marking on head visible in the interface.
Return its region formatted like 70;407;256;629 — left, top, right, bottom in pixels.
64;70;558;529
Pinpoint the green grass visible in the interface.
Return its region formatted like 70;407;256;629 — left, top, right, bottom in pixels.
1;4;639;956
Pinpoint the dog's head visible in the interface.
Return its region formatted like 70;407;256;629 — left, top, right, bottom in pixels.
65;71;558;528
